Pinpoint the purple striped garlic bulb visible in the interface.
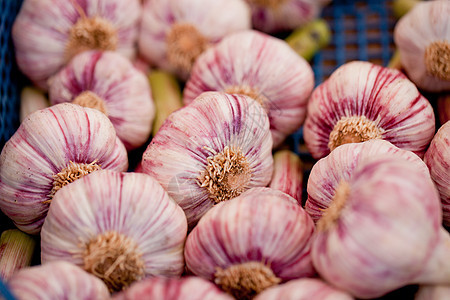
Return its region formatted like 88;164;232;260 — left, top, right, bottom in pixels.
415;285;450;300
49;50;155;150
139;0;251;80
303;61;435;159
7;261;110;300
254;278;354;300
424;121;450;227
183;30;314;148
113;277;233;300
305;139;429;223
142;92;273;229
0;103;128;234
394;0;450;92
41;170;188;292
12;0;141;90
269;150;303;203
311;156;450;299
185;187;315;300
245;0;331;33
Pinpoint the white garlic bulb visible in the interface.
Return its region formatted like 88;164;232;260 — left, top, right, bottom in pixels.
139;0;251;80
7;261;110;300
184;30;315;148
303;61;435;159
394;0;450;92
185;187;315;299
49;50;155;150
142;92;273;229
12;0;141;90
41;170;188;292
0;103;128;234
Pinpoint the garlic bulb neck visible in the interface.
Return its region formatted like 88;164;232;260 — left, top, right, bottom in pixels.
198;146;251;204
166;23;208;74
214;261;281;299
66;16;118;62
247;0;288;10
72;91;108;115
225;85;268;110
83;231;145;292
47;161;101;202
317;180;350;232
328;115;383;151
424;41;450;81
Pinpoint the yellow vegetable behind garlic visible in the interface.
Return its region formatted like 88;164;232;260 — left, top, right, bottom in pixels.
394;0;450;92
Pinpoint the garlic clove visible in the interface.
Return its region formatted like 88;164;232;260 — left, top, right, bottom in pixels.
0;103;128;234
185;187;315;299
49;50;155;150
19;86;49;123
269;150;303;204
305;139;430;223
6;261;110;300
254;278;354;300
184;30;315;148
415;284;450;300
394;0;450;92
12;0;141;90
424;121;450;227
41;170;188;292
142;92;273;229
139;0;251;80
112;276;234;300
303;61;435;159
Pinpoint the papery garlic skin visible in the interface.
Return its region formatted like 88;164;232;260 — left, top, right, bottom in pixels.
12;0;141;90
113;276;234;300
41;170;187;292
415;285;450;300
269;150;303;203
312;156;446;299
19;87;49;123
0;103;128;234
254;278;354;300
303;61;435;159
142;92;273;229
424;121;450;226
394;1;450;92
184;30;314;148
49;50;155;150
306;139;430;223
139;0;251;80
7;261;110;300
185;187;315;299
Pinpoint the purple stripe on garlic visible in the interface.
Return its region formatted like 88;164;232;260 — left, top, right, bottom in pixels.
184;30;314;148
138;0;251;80
41;170;188;292
303;61;435;159
49;50;155;150
185;187;315;299
12;0;141;90
7;261;110;300
305;139;430;223
142;92;273;229
424;121;450;227
0;103;128;234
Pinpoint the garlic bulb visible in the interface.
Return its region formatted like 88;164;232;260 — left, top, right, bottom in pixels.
245;0;330;33
142;92;273;229
424;121;450;227
0;103;128;234
184;30;314;147
139;0;251;80
437;94;450;125
415;285;450;300
7;261;110;300
305;139;429;223
254;278;354;300
41;170;188;292
269;150;303;203
303;61;435;159
311;156;450;299
12;0;141;90
394;0;450;92
185;187;315;299
49;50;155;150
112;276;234;300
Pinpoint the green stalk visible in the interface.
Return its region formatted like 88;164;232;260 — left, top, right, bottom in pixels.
0;229;36;280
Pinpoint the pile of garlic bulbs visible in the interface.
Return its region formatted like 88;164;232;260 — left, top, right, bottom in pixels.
1;0;449;299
